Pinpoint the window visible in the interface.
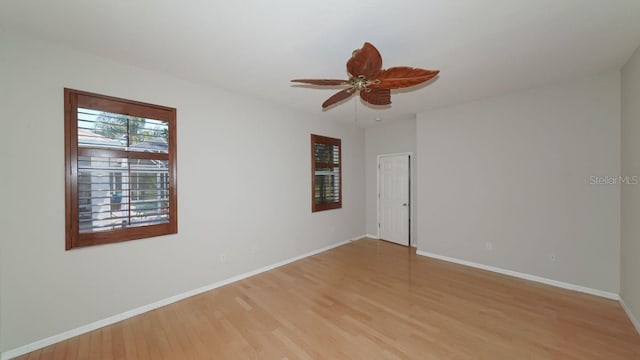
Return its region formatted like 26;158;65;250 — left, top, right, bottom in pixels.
311;134;342;212
64;88;177;249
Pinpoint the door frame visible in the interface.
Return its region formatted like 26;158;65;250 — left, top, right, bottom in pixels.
376;152;412;246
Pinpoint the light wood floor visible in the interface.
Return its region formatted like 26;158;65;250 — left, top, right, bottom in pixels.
16;238;640;359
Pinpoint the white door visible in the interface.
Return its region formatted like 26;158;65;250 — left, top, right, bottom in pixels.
378;154;410;246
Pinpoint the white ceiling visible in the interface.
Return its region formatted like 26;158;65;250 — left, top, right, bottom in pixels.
2;0;640;126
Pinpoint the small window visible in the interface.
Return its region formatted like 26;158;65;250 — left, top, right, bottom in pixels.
311;134;342;212
64;89;177;249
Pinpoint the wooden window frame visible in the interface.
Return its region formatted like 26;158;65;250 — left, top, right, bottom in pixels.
64;88;178;250
311;134;342;212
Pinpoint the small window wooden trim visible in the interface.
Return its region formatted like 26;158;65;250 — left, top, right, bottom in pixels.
64;88;178;250
311;134;342;212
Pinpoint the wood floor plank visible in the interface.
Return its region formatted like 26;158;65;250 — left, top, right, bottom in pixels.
103;324;114;359
51;341;69;360
64;335;79;360
108;322;125;360
75;332;91;359
12;239;640;359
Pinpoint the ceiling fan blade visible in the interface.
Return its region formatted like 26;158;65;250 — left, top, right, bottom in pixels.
322;88;355;108
291;79;350;86
360;88;391;106
346;42;383;79
370;67;440;89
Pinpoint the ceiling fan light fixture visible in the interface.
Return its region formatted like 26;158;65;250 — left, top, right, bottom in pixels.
292;42;439;109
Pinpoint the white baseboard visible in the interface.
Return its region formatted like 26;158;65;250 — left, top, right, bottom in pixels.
365;233;379;239
416;250;619;300
1;235;364;360
620;297;640;336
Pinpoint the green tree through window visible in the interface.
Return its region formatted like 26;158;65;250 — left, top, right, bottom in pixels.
95;113;168;146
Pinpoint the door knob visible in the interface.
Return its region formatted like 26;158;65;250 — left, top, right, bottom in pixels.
402;203;407;207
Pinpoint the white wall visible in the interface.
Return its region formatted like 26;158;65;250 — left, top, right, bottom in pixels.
621;45;640;326
364;119;417;245
0;32;365;352
416;72;621;293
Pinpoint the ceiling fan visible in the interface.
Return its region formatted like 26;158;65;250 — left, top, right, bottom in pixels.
292;42;439;109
